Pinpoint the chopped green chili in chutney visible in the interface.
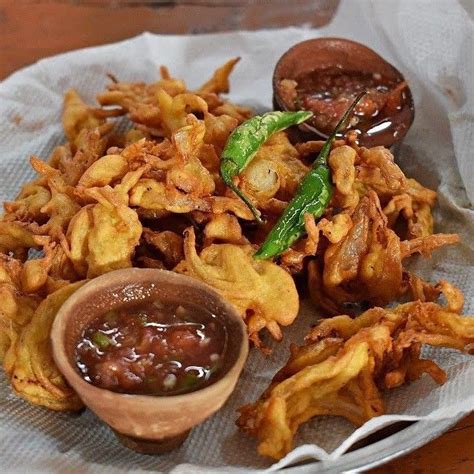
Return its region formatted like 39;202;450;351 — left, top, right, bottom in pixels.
75;301;227;396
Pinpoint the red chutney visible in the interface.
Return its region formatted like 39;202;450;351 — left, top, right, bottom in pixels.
283;67;409;140
75;301;227;396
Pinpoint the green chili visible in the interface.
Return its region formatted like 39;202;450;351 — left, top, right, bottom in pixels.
181;372;201;391
91;331;115;349
220;110;313;223
254;92;365;260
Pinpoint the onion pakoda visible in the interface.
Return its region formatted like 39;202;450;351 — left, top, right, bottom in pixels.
237;281;474;460
175;227;299;349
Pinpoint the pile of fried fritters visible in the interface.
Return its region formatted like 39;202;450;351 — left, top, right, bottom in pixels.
0;59;472;458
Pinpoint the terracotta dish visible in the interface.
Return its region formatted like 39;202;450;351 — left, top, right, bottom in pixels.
51;268;248;454
273;37;415;148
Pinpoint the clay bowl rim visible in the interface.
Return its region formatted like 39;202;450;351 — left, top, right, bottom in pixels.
51;267;249;406
272;36;415;141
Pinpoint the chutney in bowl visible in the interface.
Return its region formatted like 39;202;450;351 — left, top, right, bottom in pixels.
51;268;248;454
273;37;415;148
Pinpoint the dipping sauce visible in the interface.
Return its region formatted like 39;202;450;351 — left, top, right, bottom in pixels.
75;301;227;396
278;67;411;145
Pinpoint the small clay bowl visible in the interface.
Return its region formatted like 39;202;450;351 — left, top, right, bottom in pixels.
273;37;415;149
51;268;248;454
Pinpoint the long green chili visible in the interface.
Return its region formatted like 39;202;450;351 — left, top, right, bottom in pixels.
220;110;313;223
254;92;365;260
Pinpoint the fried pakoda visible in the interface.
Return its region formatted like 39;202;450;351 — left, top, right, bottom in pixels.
169;117;215;195
7;282;85;411
67;178;143;278
237;283;474;460
175;227;299;349
307;191;459;314
0;255;41;363
329;144;437;239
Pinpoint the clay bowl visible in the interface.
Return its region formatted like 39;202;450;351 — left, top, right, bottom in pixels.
273;37;415;149
51;268;248;454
